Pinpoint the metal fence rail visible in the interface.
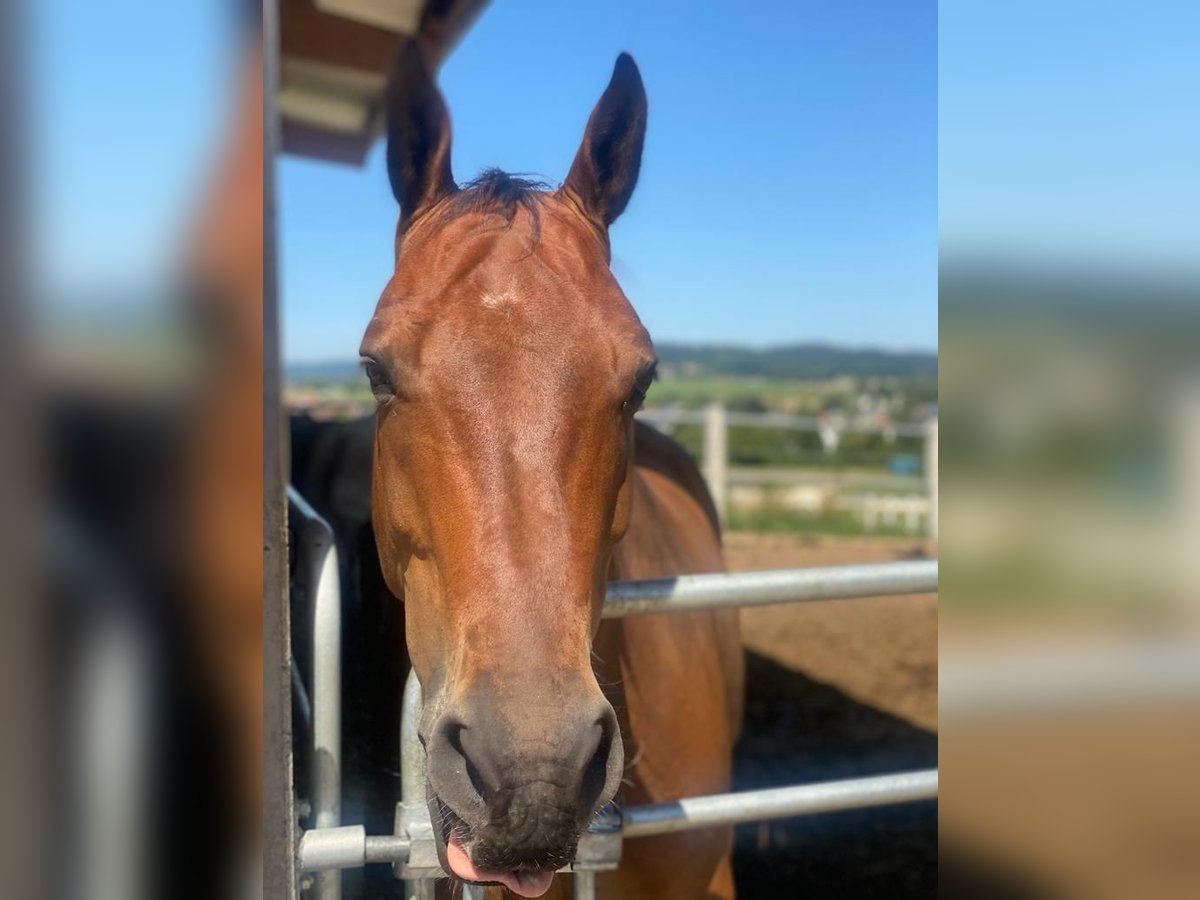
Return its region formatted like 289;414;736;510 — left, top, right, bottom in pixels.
297;770;938;871
623;770;938;837
605;560;936;617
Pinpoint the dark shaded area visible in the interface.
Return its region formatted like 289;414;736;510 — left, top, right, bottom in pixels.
290;414;407;899
47;398;240;900
939;842;1061;900
731;651;937;899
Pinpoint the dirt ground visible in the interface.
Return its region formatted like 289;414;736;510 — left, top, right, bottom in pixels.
725;533;938;731
721;532;938;899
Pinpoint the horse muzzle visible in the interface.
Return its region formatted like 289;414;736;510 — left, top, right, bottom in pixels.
424;687;624;896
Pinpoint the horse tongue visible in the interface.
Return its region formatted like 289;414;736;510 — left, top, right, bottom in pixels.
506;870;557;896
446;834;556;898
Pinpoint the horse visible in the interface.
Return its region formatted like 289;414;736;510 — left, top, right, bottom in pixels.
360;48;744;899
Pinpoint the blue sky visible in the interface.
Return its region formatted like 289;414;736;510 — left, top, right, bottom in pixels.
280;1;937;362
30;3;1198;361
939;0;1200;271
30;0;233;306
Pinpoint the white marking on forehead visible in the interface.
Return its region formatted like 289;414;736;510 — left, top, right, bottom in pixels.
480;289;520;311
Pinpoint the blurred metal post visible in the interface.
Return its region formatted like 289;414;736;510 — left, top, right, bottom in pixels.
78;612;149;900
1172;380;1200;614
924;418;938;542
702;402;728;525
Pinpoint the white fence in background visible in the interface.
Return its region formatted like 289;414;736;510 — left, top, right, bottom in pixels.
639;404;939;540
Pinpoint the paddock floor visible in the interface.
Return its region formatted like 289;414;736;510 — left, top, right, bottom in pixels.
722;533;938;899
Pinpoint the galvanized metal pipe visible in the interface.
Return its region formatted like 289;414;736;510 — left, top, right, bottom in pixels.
288;488;343;900
400;672;435;900
604;560;937;618
364;836;414;864
297;769;937;871
400;671;425;810
572;871;597;900
298;826;366;872
622;770;938;837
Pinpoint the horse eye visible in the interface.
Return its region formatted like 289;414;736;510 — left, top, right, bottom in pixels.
361;358;394;402
623;366;656;413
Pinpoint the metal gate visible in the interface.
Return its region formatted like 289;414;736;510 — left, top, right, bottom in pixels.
290;496;938;899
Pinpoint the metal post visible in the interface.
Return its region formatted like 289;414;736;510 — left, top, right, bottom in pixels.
307;508;341;840
263;0;296;895
573;871;597;900
925;417;938;542
311;507;342;899
399;671;435;899
702;401;728;525
287;489;343;900
400;671;425;822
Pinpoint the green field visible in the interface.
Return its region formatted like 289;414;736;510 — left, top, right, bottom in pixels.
666;421;925;472
726;506;920;538
645;375;838;412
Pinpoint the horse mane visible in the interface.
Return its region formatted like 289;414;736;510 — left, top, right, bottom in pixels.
435;168;551;232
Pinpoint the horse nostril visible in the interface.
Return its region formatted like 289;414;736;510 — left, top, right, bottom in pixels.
443;720;491;803
577;710;618;815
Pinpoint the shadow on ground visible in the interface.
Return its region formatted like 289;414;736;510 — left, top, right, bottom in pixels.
731;651;937;898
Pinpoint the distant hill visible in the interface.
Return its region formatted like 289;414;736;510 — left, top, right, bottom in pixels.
287;343;937;385
652;342;937;380
287;359;364;384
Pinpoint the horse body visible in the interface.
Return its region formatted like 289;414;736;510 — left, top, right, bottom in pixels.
366;47;742;898
597;431;744;900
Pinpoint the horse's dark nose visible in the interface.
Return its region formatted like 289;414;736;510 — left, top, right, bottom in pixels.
427;690;623;840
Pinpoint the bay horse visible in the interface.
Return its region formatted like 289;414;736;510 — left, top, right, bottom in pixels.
361;49;744;899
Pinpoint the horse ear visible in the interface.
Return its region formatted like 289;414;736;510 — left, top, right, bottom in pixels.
561;53;647;228
386;47;456;223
